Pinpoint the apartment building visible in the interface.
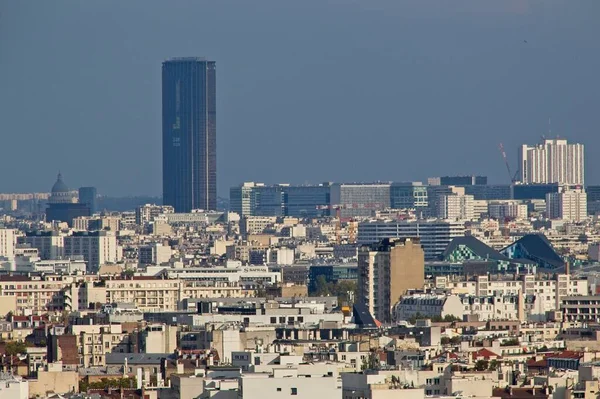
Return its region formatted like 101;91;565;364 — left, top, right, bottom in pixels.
71;323;132;367
519;139;585;185
357;219;465;260
358;238;425;322
18;231;65;260
488;201;529;220
562;296;600;322
0;228;17;258
0;274;97;315
437;194;475;221
138;243;172;266
546;186;588;222
434;274;587;321
239;366;341;399
394;294;464;322
64;231;121;272
135;203;174;225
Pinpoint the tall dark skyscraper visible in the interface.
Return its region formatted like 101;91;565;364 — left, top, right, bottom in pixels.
162;57;216;212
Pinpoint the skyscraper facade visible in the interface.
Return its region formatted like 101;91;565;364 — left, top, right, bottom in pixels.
78;187;97;215
162;57;216;212
518;139;584;185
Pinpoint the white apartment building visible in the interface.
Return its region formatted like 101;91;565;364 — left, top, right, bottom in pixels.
138;243;172;266
165;265;281;286
0;373;28;399
437;194;475;221
434;274;588;321
18;231;65;260
357;220;465;260
64;231;121;272
99;278;247;312
243;216;278;235
394;294;464;322
546;187;587;222
239;367;341;399
519;139;585;185
71;324;131;367
0;229;17;258
135;204;175;225
342;372;425;399
72;216;121;232
0;274;97;315
488;201;529;220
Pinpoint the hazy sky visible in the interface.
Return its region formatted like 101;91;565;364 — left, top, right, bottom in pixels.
1;1;598;196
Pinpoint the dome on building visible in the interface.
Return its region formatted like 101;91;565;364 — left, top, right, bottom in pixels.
51;173;70;194
49;172;76;204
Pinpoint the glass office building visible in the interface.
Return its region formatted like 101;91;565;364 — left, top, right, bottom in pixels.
230;183;331;218
390;182;428;209
162;58;216;212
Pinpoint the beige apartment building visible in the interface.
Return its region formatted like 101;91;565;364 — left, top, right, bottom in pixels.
0;274;98;315
358;237;425;323
72;324;131;367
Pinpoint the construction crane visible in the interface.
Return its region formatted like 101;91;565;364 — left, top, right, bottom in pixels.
498;143;519;183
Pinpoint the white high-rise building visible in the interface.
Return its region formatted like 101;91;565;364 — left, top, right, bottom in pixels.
488;201;529;220
437;194;475;220
0;229;17;258
519;139;584;185
64;231;121;272
546;187;587;222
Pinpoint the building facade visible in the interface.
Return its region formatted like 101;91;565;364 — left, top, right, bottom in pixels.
390;182;428;210
546;187;587;222
64;231;121;272
162;57;217;212
357;220;465;260
230;183;331;218
358;238;425;322
78;187;97;215
330;183;391;218
519;139;585;185
437;194;475;220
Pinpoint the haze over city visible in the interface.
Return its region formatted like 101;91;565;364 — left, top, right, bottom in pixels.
0;1;599;196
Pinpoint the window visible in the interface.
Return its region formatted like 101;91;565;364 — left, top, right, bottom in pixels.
270;317;277;324
277;388;281;392
291;388;297;395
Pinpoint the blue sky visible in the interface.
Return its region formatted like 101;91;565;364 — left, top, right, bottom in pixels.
0;1;598;196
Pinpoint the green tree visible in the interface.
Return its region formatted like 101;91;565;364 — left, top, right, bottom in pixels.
314;275;331;296
475;360;489;371
5;341;26;356
489;360;499;371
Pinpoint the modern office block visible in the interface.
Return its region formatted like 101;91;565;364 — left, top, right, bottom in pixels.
390;182;428;210
357;219;465;260
78;187;97;215
162;57;216;212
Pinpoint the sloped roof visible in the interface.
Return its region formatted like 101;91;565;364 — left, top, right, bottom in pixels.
353;303;377;328
443;236;510;262
503;234;564;269
473;348;500;359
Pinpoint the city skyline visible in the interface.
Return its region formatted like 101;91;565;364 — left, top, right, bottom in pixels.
1;1;599;196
